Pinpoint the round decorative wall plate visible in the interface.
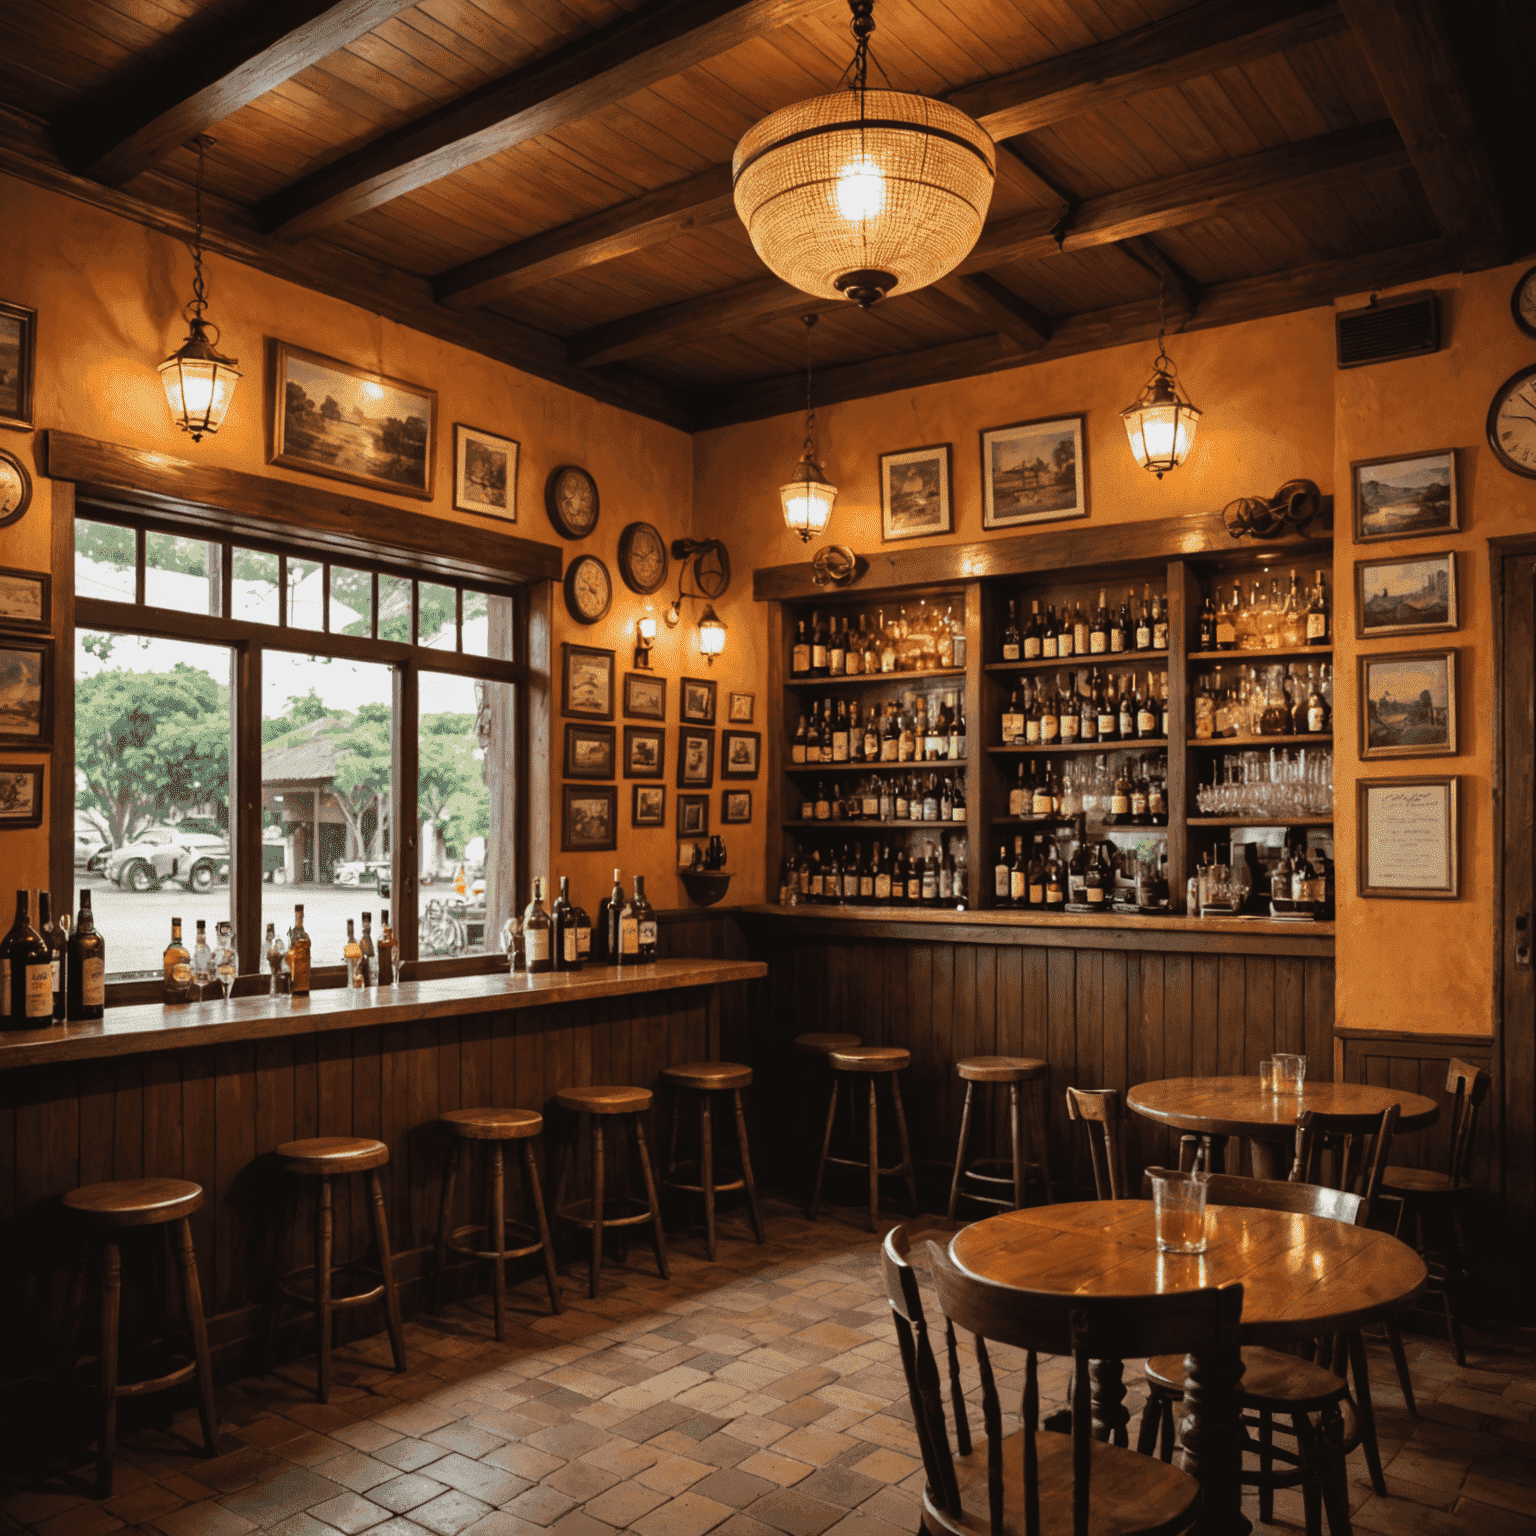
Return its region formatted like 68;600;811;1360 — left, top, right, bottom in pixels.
1512;265;1536;339
0;448;32;528
564;553;613;623
692;541;731;599
618;521;669;594
1487;363;1536;479
545;464;599;539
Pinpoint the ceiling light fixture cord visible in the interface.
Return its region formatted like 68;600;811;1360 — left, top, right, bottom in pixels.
802;313;818;456
189;134;211;330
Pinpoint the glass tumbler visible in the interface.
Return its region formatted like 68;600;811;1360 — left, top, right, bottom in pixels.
1258;1058;1276;1093
1273;1053;1308;1093
1149;1168;1210;1254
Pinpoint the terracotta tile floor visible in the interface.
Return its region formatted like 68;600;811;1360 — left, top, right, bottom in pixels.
4;1198;1535;1536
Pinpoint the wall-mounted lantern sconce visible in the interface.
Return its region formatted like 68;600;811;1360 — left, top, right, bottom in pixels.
697;604;727;665
635;614;657;669
664;539;732;666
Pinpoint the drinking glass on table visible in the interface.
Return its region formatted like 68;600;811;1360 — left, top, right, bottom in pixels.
1273;1053;1307;1093
1148;1167;1210;1254
1259;1057;1276;1093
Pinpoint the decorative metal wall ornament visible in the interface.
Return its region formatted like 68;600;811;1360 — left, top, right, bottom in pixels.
810;545;865;586
1221;479;1327;541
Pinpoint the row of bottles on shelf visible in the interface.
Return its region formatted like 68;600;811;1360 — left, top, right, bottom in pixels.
792;602;967;677
1198;570;1329;651
796;771;967;824
1006;754;1169;826
780;835;969;908
1;889;106;1027
793;692;966;764
1189;843;1334;919
1002;586;1169;661
507;872;658;972
1001;670;1168;745
994;829;1170;911
1194;663;1332;738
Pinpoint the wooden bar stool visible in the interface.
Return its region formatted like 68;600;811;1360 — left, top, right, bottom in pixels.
62;1178;220;1498
552;1086;669;1297
661;1062;765;1260
811;1045;919;1231
792;1034;862;1180
945;1055;1053;1223
271;1137;407;1404
433;1109;562;1337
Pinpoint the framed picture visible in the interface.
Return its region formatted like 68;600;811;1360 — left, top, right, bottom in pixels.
562;643;614;720
721;788;752;825
980;414;1086;529
269;341;436;500
721;729;760;780
0;762;43;828
624;726;666;779
453;424;518;520
562;784;617;852
880;443;953;541
678;794;709;837
0;299;36;432
678;727;714;788
624;672;667;720
728;691;755;724
1352;449;1458;543
681;676;717;724
563;722;615;780
0;566;50;632
1355;551;1458;638
0;637;51;747
1359;649;1457;759
1358;776;1459;899
633;784;666;827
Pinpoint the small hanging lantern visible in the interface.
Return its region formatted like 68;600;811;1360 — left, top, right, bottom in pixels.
1121;278;1200;479
697;604;727;664
159;136;241;442
780;314;837;542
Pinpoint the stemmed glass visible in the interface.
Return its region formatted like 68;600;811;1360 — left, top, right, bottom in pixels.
214;921;238;1002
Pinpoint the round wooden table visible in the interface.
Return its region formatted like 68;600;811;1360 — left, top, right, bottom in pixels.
950;1200;1427;1536
1127;1076;1439;1179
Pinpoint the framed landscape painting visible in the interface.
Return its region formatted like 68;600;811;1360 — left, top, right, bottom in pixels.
678;794;709;837
563;722;615;780
721;729;759;779
0;763;43;827
0;566;49;632
270;341;436;500
722;789;752;825
0;637;50;746
1352;449;1458;542
678;727;714;788
879;443;952;541
633;784;666;827
624;672;666;720
1355;551;1457;638
562;784;617;852
1359;649;1457;760
453;424;518;520
981;414;1086;529
562;643;614;720
624;726;665;779
0;299;36;432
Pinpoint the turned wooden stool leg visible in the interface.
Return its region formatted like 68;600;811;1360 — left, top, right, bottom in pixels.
1385;1319;1417;1415
366;1169;406;1373
633;1114;669;1280
173;1217;220;1459
314;1176;333;1405
1009;1083;1025;1211
731;1089;765;1243
810;1080;839;1219
947;1082;975;1226
488;1141;507;1340
866;1075;881;1232
589;1115;606;1299
1036;1074;1055;1203
700;1089;717;1261
890;1072;919;1217
521;1140;563;1313
95;1237;122;1498
433;1141;460;1314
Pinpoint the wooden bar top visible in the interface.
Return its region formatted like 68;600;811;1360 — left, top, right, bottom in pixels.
742;903;1333;939
0;959;768;1069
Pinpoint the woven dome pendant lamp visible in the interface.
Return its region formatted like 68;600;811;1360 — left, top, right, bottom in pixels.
732;0;996;308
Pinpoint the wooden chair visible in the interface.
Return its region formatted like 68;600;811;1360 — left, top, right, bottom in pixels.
946;1056;1054;1223
661;1061;766;1260
811;1046;919;1231
1065;1087;1128;1200
1289;1104;1399;1203
898;1227;1231;1536
1136;1174;1365;1535
1379;1059;1489;1380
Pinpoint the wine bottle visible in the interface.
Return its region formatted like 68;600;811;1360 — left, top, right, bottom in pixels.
1306;570;1329;645
287;905;311;997
39;890;66;1021
164;916;192;1004
1023;600;1043;660
67;889;106;1021
553;876;577;971
524;879;553;974
359;912;376;987
791;620;810;676
633;876;658;958
344;919;364;988
1002;599;1021;662
4;890;53;1027
378;909;397;987
1090;590;1110;655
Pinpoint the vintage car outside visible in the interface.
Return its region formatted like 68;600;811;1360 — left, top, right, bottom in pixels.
105;825;230;892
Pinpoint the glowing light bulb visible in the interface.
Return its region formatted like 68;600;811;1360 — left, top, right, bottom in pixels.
834;156;886;223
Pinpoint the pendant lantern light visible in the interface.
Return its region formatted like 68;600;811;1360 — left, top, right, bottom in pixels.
733;0;995;308
696;605;727;663
780;314;837;542
1121;279;1201;479
159;135;241;442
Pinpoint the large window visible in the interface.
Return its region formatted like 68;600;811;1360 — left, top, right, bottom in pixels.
73;510;528;985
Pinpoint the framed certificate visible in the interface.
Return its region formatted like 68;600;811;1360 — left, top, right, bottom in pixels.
1357;776;1459;899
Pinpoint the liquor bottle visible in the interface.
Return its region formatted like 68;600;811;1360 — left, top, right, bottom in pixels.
1138;674;1159;739
1090;590;1110;655
552;876;578;970
4;891;53;1027
1044;846;1067;908
1031;761;1054;820
1059;677;1080;744
633;876;658;958
1118;676;1136;742
1023;600;1043;660
378;909;397;987
844;846;862;904
1083;845;1106;906
66;889;106;1021
859;844;876;904
879;611;898;673
344;919;364;988
286;905;311;997
1095;672;1117;743
1072;602;1089;658
1008;837;1028;908
1135;585;1153;652
1022;837;1041;908
359;912;376;987
1114;589;1132;654
1197;592;1216;651
1002;599;1022;662
1041;604;1059;660
1153;594;1169;650
265;922;286;994
1001;687;1025;746
951;772;967;823
1039;685;1060;745
847;700;863;764
897;699;917;763
811;610;828;676
524;879;553;974
994;844;1010;905
828;616;846;676
1131;759;1151;824
1009;762;1028;817
1271;845;1293;905
947;694;963;760
791;715;807;764
1307;669;1331;734
905;845;923;904
1282;570;1306;648
1078;678;1097;743
826;848;843;904
921;774;940;822
1110;761;1134;822
1057;606;1074;659
1306;570;1329;645
191;919;213;1002
164;916;193;1004
39;891;66;1021
792;620;810;676
1149;760;1168;826
1215;587;1238;651
921;842;939;905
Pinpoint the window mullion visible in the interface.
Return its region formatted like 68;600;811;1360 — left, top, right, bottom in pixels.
394;658;420;969
234;641;264;980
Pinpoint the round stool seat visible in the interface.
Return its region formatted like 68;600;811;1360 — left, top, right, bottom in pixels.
1380;1164;1457;1197
957;1055;1049;1084
441;1107;544;1140
795;1033;861;1055
555;1084;652;1115
829;1045;910;1074
1147;1346;1347;1411
277;1136;389;1175
661;1061;753;1091
64;1178;203;1228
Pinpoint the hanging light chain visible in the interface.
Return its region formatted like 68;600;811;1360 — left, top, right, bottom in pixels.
802;313;818;457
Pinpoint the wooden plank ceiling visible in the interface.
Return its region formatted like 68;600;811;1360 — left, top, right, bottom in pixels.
3;0;1524;432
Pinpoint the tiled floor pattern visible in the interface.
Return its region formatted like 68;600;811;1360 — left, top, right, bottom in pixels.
4;1198;1535;1536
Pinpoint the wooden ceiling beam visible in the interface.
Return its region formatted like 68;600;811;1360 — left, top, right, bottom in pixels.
937;274;1055;349
1117;237;1201;319
1338;0;1506;270
51;0;419;187
257;0;826;242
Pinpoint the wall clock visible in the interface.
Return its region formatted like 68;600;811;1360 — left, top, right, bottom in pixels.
618;521;668;594
1512;266;1536;339
0;448;32;528
564;553;613;623
1487;364;1536;480
545;464;599;539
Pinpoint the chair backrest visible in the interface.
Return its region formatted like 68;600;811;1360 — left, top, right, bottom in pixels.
1445;1059;1490;1186
1290;1102;1399;1207
1142;1167;1366;1227
1064;1086;1127;1200
925;1237;1241;1536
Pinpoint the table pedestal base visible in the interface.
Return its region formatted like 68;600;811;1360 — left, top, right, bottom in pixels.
1180;1346;1249;1536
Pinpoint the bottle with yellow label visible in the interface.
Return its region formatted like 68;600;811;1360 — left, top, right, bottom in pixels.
67;889;106;1021
287;904;311;997
163;915;192;1004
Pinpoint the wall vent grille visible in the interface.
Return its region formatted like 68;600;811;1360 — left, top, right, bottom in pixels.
1336;292;1439;368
